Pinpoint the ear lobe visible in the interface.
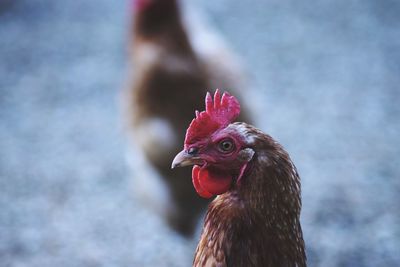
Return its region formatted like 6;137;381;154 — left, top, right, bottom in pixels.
238;148;255;163
236;148;255;185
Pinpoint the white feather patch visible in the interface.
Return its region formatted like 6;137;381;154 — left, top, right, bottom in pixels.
135;118;178;162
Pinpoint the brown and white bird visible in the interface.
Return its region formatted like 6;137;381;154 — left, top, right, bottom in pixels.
126;0;251;236
172;90;306;266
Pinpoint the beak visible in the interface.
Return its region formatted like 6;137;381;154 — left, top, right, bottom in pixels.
171;150;203;169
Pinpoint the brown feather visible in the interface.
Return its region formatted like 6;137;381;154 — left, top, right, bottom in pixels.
194;123;306;266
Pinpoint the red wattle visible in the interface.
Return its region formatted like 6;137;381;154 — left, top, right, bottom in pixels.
191;165;232;198
192;166;213;198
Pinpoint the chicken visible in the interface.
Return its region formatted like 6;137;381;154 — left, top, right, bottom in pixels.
172;90;306;266
126;0;252;236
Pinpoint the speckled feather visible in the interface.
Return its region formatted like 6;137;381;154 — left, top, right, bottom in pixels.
193;123;306;267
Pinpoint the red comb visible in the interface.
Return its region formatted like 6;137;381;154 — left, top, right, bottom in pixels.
132;0;151;12
184;89;241;146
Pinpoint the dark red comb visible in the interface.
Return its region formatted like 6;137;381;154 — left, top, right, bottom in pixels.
184;89;241;146
132;0;176;12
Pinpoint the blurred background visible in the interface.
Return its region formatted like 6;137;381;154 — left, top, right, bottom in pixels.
1;0;399;266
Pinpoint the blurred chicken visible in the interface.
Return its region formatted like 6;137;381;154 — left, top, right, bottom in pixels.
125;0;252;236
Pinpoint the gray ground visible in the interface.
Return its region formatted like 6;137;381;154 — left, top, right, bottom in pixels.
1;0;399;266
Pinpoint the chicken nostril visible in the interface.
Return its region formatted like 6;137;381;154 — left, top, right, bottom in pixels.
188;147;199;155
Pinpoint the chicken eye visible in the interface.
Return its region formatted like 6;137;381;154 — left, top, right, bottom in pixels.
218;140;234;153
